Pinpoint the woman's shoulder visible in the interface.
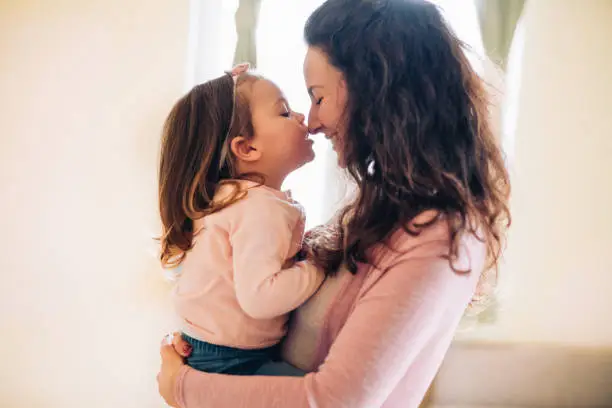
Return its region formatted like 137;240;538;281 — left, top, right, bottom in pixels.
369;211;487;278
356;213;486;304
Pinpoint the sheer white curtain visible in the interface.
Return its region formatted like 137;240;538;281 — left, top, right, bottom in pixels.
186;0;237;87
501;17;525;163
433;0;485;71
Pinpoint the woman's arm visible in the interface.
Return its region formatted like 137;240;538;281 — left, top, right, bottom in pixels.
230;193;324;319
171;242;480;408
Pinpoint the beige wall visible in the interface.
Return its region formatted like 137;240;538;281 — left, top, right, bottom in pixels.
463;0;612;347
1;0;611;407
0;0;189;406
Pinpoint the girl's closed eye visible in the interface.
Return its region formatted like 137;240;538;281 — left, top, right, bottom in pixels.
280;102;291;117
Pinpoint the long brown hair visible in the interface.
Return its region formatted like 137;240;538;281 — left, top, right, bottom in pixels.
304;0;511;276
158;73;259;268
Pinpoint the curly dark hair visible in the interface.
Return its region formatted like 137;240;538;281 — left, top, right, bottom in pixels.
304;0;511;276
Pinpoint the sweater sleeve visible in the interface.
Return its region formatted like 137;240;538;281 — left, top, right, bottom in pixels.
229;191;324;320
174;240;481;408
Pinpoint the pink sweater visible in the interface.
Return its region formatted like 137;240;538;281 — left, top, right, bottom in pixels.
174;181;324;349
173;213;486;407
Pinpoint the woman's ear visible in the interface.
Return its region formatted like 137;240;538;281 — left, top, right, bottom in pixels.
230;136;261;162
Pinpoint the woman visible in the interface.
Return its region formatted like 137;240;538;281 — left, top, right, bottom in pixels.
158;0;510;406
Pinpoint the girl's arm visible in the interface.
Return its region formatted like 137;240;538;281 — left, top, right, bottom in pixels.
229;192;324;319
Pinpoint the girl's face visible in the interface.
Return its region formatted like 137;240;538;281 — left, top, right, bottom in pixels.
303;46;349;168
234;78;313;187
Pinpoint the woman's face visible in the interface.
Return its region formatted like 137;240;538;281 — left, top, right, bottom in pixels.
303;47;348;167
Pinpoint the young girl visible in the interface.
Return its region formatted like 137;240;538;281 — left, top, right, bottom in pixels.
157;64;324;375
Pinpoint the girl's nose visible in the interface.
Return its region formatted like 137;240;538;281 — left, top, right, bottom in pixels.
294;111;305;124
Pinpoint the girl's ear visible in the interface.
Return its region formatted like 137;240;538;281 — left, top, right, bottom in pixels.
230;136;261;162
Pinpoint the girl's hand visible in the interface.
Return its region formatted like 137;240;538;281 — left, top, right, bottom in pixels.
158;333;191;407
171;332;193;358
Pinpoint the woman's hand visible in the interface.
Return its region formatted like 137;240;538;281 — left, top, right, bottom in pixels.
158;333;192;407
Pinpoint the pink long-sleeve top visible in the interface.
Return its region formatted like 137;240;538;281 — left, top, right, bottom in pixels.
173;212;486;407
173;181;324;349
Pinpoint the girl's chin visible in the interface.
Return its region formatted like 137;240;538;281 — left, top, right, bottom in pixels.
294;151;316;169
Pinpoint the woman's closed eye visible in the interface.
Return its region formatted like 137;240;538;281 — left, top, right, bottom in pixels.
315;97;323;106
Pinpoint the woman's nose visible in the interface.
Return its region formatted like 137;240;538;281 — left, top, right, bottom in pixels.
307;110;321;134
